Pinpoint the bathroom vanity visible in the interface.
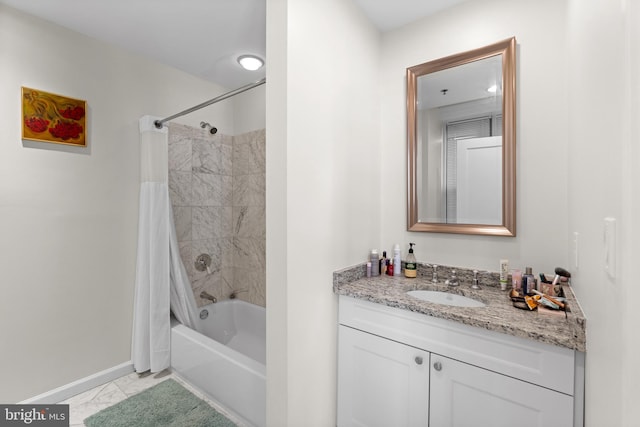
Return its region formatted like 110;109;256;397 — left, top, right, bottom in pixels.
334;267;586;427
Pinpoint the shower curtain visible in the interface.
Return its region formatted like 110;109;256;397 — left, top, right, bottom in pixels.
131;116;200;373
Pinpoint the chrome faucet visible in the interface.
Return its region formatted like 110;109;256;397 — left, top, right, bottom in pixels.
471;270;481;290
431;265;438;283
200;291;217;303
445;270;460;287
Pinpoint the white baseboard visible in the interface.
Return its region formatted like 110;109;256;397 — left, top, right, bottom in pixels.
20;361;134;404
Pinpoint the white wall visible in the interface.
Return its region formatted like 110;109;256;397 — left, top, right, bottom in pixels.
380;0;569;273
567;0;639;425
0;5;234;402
266;0;380;425
265;0;289;424
233;84;266;135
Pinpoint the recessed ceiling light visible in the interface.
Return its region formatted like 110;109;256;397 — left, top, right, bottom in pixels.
487;84;498;93
238;55;264;71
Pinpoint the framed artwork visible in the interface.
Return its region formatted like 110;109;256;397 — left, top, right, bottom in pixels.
21;87;87;147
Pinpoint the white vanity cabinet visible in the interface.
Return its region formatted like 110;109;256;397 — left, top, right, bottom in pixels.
337;295;584;427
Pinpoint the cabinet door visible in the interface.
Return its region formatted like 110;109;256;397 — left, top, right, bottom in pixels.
337;326;430;427
429;354;574;427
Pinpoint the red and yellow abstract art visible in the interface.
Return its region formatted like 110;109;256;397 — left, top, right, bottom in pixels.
22;87;87;146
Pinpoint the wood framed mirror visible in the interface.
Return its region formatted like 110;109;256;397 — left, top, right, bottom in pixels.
407;37;516;236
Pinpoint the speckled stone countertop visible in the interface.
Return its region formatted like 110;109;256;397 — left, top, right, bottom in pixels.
333;263;586;352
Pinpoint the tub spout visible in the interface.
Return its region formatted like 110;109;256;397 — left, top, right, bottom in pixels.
200;291;217;303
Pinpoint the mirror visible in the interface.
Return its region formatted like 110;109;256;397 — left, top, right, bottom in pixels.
407;37;516;236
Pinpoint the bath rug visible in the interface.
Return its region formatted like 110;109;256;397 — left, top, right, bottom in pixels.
84;379;236;427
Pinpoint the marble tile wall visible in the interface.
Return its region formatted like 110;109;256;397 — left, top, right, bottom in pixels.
168;123;266;308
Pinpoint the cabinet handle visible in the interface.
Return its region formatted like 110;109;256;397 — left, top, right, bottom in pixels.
415;356;423;365
433;361;442;371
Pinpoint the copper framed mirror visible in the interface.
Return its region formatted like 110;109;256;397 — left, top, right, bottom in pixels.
407;37;516;236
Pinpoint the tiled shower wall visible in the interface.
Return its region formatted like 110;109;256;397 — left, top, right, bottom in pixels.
168;123;266;307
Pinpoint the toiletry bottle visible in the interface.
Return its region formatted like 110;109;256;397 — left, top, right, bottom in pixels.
366;262;372;278
387;259;394;276
380;250;387;275
405;243;417;278
523;267;535;294
370;250;379;277
511;269;522;291
393;244;402;276
499;259;509;291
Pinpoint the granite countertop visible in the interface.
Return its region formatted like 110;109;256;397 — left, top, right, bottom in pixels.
333;264;586;352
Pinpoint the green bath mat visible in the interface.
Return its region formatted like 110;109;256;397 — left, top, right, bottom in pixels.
84;379;236;427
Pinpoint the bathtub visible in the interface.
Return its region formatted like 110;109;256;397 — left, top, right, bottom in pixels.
171;299;266;427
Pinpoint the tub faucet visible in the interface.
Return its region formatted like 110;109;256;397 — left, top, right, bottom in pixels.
200;291;217;303
445;270;460;287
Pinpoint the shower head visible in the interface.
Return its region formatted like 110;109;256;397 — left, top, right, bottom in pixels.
199;121;218;135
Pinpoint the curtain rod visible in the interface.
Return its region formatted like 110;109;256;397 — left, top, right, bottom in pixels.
154;77;266;130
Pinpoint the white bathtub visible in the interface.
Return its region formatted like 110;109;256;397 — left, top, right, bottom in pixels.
171;299;266;427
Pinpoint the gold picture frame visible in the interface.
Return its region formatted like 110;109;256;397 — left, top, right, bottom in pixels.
21;87;87;147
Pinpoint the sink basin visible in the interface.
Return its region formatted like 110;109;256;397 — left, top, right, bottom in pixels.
407;290;486;308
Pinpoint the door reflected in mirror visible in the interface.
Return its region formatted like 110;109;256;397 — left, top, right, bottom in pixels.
407;37;516;236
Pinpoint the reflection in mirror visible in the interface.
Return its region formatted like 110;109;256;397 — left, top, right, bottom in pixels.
407;37;516;236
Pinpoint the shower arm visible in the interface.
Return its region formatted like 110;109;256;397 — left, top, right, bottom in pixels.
154;77;266;130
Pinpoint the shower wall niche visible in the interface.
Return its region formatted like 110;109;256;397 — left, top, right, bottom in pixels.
168;123;265;307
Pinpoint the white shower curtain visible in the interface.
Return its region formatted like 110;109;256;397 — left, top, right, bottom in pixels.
131;116;200;373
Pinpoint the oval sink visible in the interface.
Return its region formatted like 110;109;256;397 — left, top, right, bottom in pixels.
407;290;486;308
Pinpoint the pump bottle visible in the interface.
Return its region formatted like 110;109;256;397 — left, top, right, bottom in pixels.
404;243;417;278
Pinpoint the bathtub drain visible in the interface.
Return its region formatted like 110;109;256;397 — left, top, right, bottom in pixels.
199;309;209;320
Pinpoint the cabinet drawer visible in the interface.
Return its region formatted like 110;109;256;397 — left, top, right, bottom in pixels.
339;296;575;395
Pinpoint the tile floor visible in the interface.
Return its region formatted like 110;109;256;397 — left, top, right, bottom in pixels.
61;370;246;427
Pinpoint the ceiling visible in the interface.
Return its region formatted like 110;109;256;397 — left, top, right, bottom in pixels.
352;0;472;32
1;0;472;89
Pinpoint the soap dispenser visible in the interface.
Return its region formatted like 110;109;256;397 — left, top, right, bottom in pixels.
405;243;417;278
